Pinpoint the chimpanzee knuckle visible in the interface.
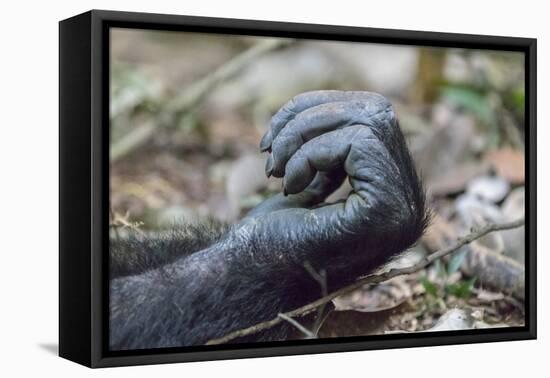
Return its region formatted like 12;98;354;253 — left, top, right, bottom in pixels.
382;105;397;125
377;94;393;109
353;101;391;125
285;94;306;113
269;101;298;135
346;102;369;125
292;90;321;105
292;90;337;110
269;111;289;134
277;118;327;155
362;92;392;108
346;124;373;140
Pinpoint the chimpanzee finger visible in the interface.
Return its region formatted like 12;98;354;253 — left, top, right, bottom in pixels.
244;168;346;219
269;99;393;177
282;127;369;195
260;90;389;152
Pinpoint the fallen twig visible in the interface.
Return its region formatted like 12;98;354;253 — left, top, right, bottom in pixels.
205;218;525;345
110;38;293;162
109;210;146;236
303;261;329;337
277;313;315;338
462;242;525;300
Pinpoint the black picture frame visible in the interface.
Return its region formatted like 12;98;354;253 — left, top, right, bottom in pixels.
59;9;537;368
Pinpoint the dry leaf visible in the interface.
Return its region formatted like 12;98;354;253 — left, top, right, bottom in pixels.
485;148;525;184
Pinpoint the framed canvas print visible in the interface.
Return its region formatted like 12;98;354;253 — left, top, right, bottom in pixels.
59;10;536;368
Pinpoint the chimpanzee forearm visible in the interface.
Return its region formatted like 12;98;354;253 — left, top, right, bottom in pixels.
109;90;429;350
110;229;322;349
109;221;228;279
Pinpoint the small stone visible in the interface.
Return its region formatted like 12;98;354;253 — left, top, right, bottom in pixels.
466;175;510;203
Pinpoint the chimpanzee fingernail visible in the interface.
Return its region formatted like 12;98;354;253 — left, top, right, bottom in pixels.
282;178;290;196
260;131;272;152
265;154;274;177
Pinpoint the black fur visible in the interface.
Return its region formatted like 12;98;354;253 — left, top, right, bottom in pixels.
110;220;228;279
109;91;430;350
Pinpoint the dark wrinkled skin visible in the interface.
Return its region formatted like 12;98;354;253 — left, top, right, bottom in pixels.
109;90;429;350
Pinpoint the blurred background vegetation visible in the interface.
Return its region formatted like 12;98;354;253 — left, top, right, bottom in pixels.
110;28;526;334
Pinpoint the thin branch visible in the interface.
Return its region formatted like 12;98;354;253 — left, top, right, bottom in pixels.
110;38;294;162
205;217;525;345
270;262;332;341
311;304;334;336
109;210;146;236
303;261;329;337
163;39;293;117
277;313;315;338
303;261;327;294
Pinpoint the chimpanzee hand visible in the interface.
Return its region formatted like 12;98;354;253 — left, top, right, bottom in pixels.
236;90;428;285
109;90;428;349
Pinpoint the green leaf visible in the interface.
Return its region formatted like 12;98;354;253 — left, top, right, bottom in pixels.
178;112;199;132
512;89;525;110
447;248;469;276
421;276;439;298
510;88;525;116
446;277;476;298
441;86;495;125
